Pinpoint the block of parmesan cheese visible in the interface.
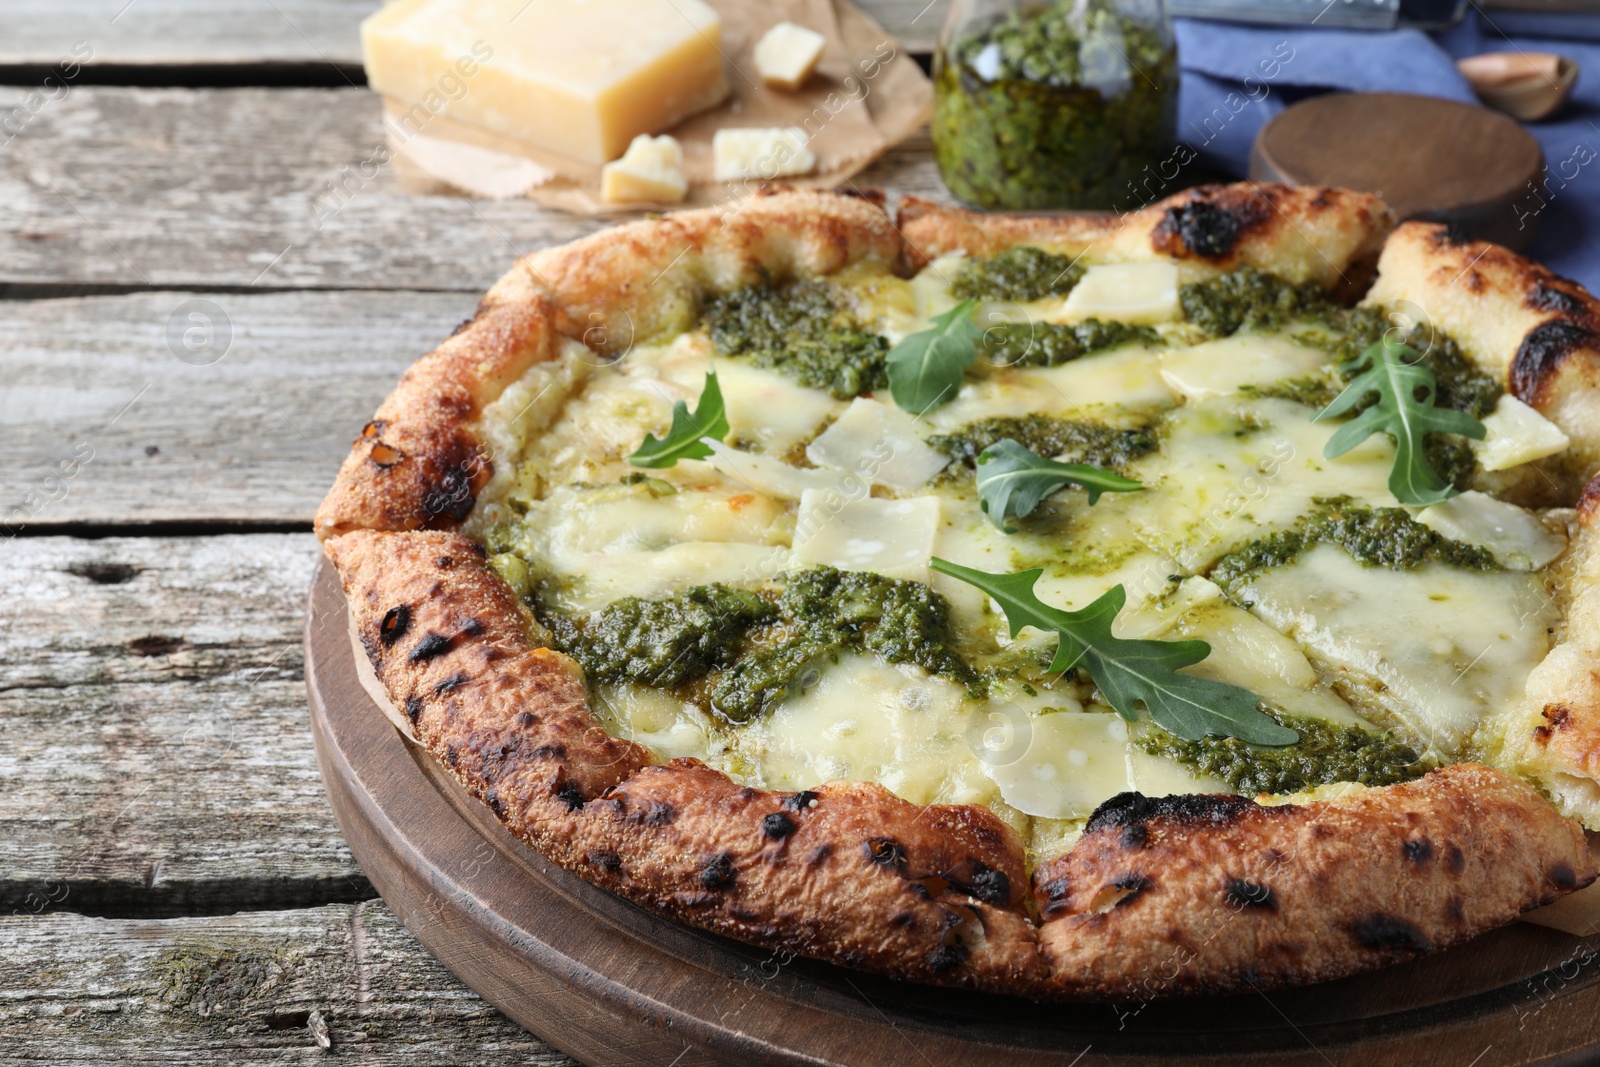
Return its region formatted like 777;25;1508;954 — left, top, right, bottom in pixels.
712;127;816;182
362;0;730;164
601;134;687;203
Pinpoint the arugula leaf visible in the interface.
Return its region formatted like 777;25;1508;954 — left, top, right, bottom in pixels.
928;559;1298;745
1315;339;1486;507
886;299;982;414
975;439;1143;531
627;370;729;468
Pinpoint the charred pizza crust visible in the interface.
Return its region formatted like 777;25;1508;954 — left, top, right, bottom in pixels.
317;185;1599;998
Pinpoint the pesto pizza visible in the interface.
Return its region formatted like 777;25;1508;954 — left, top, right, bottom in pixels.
317;184;1600;999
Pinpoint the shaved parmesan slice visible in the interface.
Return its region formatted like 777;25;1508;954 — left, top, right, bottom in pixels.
714;360;842;455
1061;262;1181;325
806;398;950;490
1418;491;1567;571
1475;395;1570;471
790;491;939;581
1158;333;1329;401
699;438;848;501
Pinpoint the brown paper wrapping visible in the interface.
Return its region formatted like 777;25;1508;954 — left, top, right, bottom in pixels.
382;0;932;213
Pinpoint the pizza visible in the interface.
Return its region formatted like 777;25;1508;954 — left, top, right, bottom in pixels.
316;184;1600;999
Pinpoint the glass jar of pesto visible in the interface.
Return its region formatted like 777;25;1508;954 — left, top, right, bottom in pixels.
932;0;1179;211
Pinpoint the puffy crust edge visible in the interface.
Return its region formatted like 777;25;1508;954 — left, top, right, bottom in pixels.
313;266;559;540
1364;220;1600;497
898;183;1396;294
523;187;905;355
315;189;904;542
325;530;1595;999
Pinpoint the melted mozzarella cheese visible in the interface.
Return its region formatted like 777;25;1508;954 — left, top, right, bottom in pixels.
1126;396;1399;572
791;492;940;582
1418;491;1567;572
1233;544;1556;754
1158;333;1329;400
1061;262;1181;325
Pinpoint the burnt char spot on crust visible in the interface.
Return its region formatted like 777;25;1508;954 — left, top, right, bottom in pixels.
636;800;676;827
1351;913;1432;953
699;852;737;890
928;940;970;973
409;632;452;663
1085;792;1260;834
555;781;586;811
864;838;907;868
588;849;622;873
1446;846;1467;875
1402;839;1434;866
953;862;1011;907
404;696;423;724
1439;222;1473;246
1512;320;1600;404
1151;192;1271;260
1121;823;1150;849
1224;879;1278;911
379;605;411;646
1535;703;1573;743
434;672;468;695
1550;863;1580;890
460;618;486;637
513;711;536;728
1530;282;1587;315
762;812;797;840
784;790;819;812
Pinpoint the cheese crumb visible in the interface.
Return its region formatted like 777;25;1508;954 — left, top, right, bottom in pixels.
753;22;826;91
601;134;687;204
713;127;816;182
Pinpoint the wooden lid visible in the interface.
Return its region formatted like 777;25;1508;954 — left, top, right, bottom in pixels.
1249;92;1544;250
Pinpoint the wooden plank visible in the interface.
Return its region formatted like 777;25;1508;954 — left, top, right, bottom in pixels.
0;86;945;291
0;533;374;916
1;289;478;529
0;0;940;68
0;0;376;68
0;901;576;1064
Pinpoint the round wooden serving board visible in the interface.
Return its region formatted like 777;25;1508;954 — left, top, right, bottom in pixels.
306;557;1600;1066
1249;92;1545;252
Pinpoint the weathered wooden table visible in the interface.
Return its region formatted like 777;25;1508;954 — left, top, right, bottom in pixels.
0;3;950;1062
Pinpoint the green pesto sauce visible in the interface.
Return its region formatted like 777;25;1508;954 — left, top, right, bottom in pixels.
927;414;1157;471
1210;500;1498;590
542;585;775;687
537;565;975;724
951;246;1084;303
932;3;1177;210
1179;266;1336;337
1328;306;1503;418
1135;712;1426;794
1236;376;1339;409
701;279;889;399
984;317;1160;367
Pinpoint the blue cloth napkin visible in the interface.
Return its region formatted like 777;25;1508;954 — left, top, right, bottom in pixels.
1172;12;1600;289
